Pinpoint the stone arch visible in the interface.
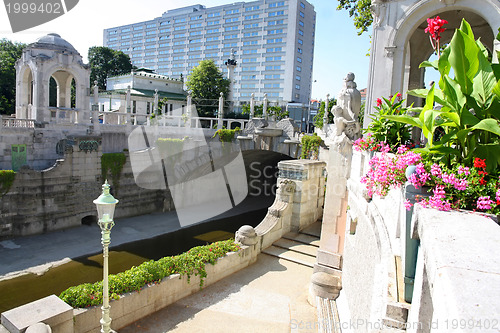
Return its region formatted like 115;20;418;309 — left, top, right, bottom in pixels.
365;0;500;124
390;1;498;104
14;33;91;124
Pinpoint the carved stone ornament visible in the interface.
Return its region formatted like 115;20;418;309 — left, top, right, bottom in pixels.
332;73;361;141
279;179;296;194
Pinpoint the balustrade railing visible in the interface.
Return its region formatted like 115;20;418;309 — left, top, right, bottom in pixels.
1;117;35;128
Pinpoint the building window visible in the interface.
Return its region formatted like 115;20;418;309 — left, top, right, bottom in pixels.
207;12;220;18
245;6;259;11
298;39;303;45
295;84;300;90
297;57;302;63
269;2;285;8
244;32;259;37
245;23;259;28
297;48;302;54
174;18;186;23
269;11;284;17
300;2;305;9
225;17;239;23
244;40;258;46
207;20;220;25
226;9;239;15
299;11;305;18
299;20;304;27
134;26;143;30
245;14;259;20
298;30;304;36
174;26;186;31
146;23;156;28
296;75;301;81
190;23;202;28
295;93;300;99
296;66;302;72
160;21;170;26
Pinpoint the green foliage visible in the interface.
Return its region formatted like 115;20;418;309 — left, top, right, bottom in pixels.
185;60;230;117
336;0;373;36
366;94;411;152
386;20;500;173
0;39;26;115
59;240;241;308
213;128;240;142
88;47;134;90
101;153;126;194
0;170;15;197
313;99;335;129
301;133;323;159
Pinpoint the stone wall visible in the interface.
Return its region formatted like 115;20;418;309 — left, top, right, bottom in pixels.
0;135;171;239
338;149;500;332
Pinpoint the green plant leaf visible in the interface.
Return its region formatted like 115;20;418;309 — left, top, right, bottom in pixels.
448;29;479;95
420;59;439;70
427;145;461;156
471;47;496;107
470;118;500;137
442;75;466;111
459;18;474;38
438;45;451;78
383;115;422;128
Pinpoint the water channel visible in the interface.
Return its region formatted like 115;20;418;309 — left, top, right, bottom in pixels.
0;150;292;313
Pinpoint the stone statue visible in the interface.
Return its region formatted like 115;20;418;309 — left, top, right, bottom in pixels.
371;0;387;28
331;73;361;141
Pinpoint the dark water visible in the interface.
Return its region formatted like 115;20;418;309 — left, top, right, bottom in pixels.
0;205;268;313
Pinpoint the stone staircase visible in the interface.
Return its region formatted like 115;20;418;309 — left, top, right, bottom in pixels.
262;222;321;268
262;222;343;333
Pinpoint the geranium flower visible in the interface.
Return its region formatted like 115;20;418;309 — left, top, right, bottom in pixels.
376;98;382;107
425;16;448;41
474;158;486;169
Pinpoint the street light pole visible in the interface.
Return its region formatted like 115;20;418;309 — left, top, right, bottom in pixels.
93;181;119;333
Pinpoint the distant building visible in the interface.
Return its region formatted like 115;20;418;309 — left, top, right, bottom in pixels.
98;68;187;124
103;0;316;110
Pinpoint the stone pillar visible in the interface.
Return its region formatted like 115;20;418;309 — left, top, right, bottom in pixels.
92;81;99;127
153;89;158;119
187;93;192;128
277;160;326;232
323;93;330;129
308;135;352;302
217;92;223;130
250;93;255;119
263;93;268;120
126;86;131;125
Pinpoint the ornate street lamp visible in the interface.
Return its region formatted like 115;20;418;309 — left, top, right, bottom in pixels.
93;180;119;333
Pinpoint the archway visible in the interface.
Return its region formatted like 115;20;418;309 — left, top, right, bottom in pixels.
365;0;500;125
405;10;495;107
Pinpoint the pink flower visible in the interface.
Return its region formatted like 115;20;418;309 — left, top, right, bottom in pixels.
425;16;448;41
430;164;442;177
496;189;500;203
376;98;382;107
404;199;412;211
457;166;470;175
477;196;493;210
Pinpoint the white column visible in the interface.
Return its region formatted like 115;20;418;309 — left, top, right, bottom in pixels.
217;92;224;130
250;93;255;119
263;93;268;120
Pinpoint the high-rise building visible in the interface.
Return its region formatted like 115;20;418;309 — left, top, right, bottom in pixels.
103;0;315;109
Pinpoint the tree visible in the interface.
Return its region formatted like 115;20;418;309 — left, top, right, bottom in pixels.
88;46;134;90
337;0;373;36
0;39;26;115
185;60;230;117
313;98;336;129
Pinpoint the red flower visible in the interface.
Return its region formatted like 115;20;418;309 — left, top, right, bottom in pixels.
480;178;487;186
376;98;382;107
425;16;448;41
474;158;486;169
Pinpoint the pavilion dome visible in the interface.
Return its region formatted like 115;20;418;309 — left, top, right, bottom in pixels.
30;33;79;54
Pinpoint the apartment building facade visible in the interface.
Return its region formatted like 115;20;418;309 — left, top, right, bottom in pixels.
103;0;315;109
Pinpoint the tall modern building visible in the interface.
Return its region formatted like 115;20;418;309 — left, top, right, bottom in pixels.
103;0;315;109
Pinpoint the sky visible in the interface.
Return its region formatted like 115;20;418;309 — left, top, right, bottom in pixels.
0;0;372;101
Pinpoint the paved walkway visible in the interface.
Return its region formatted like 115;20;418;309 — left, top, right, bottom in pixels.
121;253;318;333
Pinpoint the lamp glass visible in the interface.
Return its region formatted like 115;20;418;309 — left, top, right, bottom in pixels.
93;181;119;221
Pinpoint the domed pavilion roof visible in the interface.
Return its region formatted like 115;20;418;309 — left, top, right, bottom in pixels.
30;33;79;54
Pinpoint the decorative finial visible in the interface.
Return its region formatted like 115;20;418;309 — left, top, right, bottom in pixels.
102;180;110;194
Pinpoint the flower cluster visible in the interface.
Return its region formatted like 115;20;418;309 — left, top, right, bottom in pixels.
425;16;448;41
353;134;390;153
425;16;448;56
361;148;421;197
362;149;500;214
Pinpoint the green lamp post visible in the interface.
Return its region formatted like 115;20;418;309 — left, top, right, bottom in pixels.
93;180;119;333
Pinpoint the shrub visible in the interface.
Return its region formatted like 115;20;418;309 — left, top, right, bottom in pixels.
101;153;126;195
0;170;15;197
301;133;322;159
59;239;241;308
213;128;240;142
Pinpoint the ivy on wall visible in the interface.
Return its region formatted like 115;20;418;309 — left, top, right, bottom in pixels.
101;153;126;195
156;137;185;157
0;170;15;197
301;133;322;160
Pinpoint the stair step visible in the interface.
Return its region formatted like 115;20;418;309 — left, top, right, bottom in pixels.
316;296;342;333
283;232;320;247
301;221;322;238
262;245;316;267
273;238;319;257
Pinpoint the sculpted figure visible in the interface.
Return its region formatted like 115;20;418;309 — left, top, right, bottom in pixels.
332;73;361;141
